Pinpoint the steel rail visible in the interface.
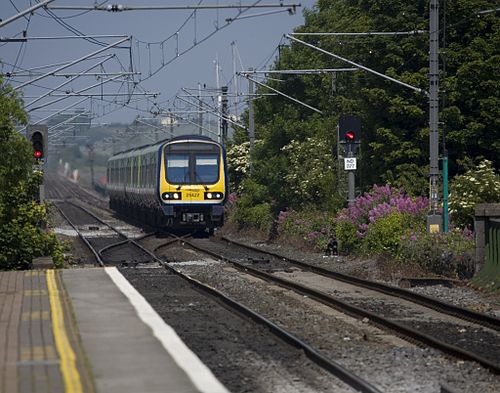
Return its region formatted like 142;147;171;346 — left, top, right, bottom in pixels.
135;235;383;393
47;207;384;393
99;233;157;254
185;239;500;374
53;202;104;267
153;233;193;252
221;236;500;332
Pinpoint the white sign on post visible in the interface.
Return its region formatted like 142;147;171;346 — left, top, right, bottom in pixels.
344;157;357;170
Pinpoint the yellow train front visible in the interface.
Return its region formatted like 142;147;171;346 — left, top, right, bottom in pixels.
107;135;227;233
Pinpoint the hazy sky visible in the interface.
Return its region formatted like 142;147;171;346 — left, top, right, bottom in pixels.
1;1;316;125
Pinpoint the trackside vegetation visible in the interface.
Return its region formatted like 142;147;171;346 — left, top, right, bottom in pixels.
225;0;499;276
0;77;64;270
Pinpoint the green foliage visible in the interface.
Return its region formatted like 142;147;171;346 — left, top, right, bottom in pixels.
0;75;63;270
226;141;257;193
362;212;421;256
280;136;342;209
245;0;498;208
335;219;359;253
231;179;274;235
276;208;335;251
397;230;475;278
449;159;500;228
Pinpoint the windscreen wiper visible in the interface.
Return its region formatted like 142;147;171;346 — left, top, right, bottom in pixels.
194;171;209;191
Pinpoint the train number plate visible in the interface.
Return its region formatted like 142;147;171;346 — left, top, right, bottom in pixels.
186;192;200;198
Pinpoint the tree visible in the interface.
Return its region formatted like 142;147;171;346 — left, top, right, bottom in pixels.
0;75;63;269
242;0;498;213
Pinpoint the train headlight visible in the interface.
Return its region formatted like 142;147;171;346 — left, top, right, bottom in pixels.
162;192;182;201
204;192;223;200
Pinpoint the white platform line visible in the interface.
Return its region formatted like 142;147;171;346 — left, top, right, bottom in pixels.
105;267;230;393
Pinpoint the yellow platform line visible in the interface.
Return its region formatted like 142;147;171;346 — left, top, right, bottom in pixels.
46;270;83;393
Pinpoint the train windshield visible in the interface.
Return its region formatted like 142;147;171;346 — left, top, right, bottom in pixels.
165;142;220;184
166;154;190;183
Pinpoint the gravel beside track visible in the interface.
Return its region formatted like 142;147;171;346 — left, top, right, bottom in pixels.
166;248;500;393
222;236;500;318
119;266;358;393
201;238;500;367
45;172;109;209
45;175;500;392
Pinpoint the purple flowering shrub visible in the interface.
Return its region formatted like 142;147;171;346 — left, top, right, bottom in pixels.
332;185;474;276
276;208;334;251
334;185;428;253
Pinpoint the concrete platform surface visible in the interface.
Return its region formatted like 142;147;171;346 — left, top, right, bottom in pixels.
0;267;229;393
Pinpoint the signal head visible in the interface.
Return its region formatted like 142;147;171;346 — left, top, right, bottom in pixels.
30;131;45;160
344;131;356;142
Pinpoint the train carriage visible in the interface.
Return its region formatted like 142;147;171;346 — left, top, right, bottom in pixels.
107;135;227;232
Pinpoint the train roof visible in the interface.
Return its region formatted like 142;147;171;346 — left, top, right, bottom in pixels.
108;134;221;161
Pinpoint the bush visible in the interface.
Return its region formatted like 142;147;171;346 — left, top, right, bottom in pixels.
334;185;428;254
276;208;335;251
280;137;338;209
335;219;359;253
226;141;252;193
362;212;421;256
449;159;500;228
230;179;274;235
397;229;475;278
232;202;274;235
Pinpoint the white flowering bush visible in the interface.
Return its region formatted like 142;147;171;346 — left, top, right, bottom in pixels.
226;140;262;193
281;137;336;206
449;160;500;228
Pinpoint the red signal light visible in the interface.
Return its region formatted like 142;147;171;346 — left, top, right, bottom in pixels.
344;131;355;141
34;150;43;158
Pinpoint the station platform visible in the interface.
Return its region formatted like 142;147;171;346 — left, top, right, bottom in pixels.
0;267;229;393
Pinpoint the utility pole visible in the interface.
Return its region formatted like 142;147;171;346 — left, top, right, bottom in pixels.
427;0;442;233
221;86;228;143
215;54;221;143
231;42;239;118
248;68;255;163
198;83;203;135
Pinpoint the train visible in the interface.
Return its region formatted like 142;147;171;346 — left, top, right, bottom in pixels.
107;135;227;233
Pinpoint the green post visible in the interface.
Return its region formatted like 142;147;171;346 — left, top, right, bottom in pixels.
443;155;449;232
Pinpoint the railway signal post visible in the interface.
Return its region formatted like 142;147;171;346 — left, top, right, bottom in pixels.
27;124;48;203
338;115;361;206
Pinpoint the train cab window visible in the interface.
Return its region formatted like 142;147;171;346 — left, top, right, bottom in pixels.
195;155;219;183
165;142;220;184
166;154;190;184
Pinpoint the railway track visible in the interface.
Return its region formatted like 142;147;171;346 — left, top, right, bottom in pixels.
220;237;500;331
45;173;109;210
53;203;384;393
170;236;500;374
47;175;498;390
53;200;154;266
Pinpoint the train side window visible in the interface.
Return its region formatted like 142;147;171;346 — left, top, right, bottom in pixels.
146;157;150;188
133;158;137;187
138;157;142;188
130;158;133;186
140;157;146;188
136;157;140;187
149;154;154;187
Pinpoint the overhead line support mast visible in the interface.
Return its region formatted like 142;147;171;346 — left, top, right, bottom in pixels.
427;0;442;233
